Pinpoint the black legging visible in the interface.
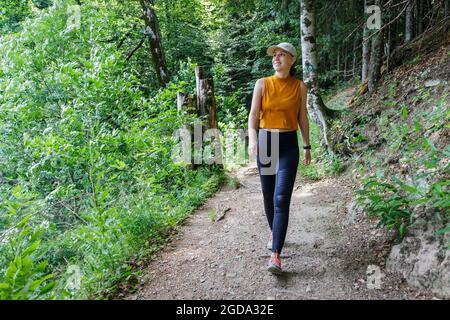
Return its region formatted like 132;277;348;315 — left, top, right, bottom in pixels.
256;129;299;254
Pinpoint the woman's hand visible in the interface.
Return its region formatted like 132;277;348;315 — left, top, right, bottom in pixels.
303;149;311;165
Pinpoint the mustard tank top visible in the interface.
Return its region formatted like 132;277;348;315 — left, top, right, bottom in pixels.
260;75;302;130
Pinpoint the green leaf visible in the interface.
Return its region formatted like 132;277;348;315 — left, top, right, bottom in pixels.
0;283;11;290
401;105;409;120
98;190;109;205
413;118;421;133
409;198;429;206
22;240;41;257
111;159;127;170
38;281;56;296
34;261;48;273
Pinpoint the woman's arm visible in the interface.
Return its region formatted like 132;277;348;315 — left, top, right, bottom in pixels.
298;81;311;165
248;79;263;159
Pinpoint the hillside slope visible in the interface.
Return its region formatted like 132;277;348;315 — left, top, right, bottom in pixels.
330;36;449;298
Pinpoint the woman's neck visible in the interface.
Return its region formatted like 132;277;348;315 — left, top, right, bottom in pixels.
274;71;290;79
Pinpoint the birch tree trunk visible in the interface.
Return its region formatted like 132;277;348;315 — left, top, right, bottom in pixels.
300;0;334;153
405;0;414;42
362;0;371;81
140;0;169;87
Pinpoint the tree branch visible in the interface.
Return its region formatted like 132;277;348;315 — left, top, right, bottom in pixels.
117;23;138;49
125;38;146;61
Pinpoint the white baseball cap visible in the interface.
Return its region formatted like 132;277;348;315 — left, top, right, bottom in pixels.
267;42;297;60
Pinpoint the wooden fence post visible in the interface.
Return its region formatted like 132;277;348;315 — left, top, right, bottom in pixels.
176;92;196;170
195;66;223;167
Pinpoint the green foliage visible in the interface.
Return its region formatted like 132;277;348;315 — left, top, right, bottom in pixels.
1;0;444;300
0;186;56;300
297;119;345;180
217;89;248;129
155;0;212;75
0;0;32;33
388;82;398;98
356;167;449;242
353;93;449;241
0;0;224;299
356;177;414;240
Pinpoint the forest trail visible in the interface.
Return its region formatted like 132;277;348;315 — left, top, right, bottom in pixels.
124;164;433;300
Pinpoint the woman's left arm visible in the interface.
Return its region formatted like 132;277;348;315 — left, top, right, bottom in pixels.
298;81;311;165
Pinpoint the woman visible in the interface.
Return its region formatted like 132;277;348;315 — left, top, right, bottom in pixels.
247;42;311;274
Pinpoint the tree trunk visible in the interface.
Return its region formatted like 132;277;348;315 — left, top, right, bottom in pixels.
300;0;334;153
394;7;400;48
368;0;383;92
343;45;348;80
414;0;418;37
418;0;423;35
337;46;340;80
385;19;391;74
281;0;291;32
362;0;371;81
423;0;430;30
352;36;357;80
405;0;414;42
140;0;169;87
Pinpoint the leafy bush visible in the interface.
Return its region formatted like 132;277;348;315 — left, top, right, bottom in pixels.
356;177;414;239
0;1;224;299
0;186;56;300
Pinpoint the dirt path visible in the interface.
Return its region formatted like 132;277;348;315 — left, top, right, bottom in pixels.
124;165;433;300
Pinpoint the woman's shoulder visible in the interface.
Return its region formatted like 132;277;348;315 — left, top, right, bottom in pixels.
255;78;265;87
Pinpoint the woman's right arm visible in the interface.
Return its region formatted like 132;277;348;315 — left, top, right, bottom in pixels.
248;78;263;160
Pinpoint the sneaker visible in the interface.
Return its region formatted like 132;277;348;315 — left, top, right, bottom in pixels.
267;252;282;274
266;233;272;251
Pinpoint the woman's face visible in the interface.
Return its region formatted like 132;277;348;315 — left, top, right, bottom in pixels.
272;48;295;72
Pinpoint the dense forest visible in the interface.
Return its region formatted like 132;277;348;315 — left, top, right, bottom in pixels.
0;0;448;299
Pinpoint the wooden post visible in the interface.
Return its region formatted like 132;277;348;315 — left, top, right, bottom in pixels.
177;92;196;170
195;66;223;167
177;92;196;116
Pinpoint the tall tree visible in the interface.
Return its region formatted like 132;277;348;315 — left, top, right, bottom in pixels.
368;0;383;92
140;0;169;86
417;0;424;35
300;0;334;153
405;0;414;42
362;0;371;81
